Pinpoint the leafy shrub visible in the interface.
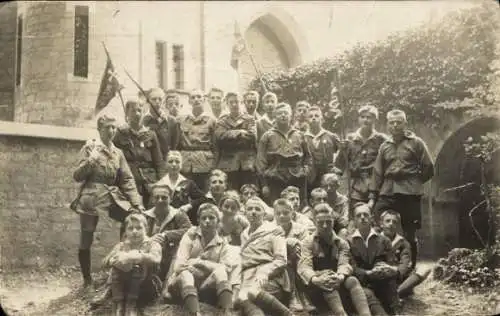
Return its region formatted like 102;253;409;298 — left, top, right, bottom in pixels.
434;247;500;289
249;2;500;128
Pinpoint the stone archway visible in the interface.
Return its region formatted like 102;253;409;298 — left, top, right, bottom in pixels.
238;12;305;91
431;116;500;256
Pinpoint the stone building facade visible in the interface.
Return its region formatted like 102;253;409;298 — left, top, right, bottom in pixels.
0;1;472;126
0;1;484;270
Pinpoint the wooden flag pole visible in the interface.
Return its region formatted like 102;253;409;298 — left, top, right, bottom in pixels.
101;41;126;115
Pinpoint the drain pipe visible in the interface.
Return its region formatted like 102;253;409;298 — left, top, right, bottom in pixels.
200;1;206;90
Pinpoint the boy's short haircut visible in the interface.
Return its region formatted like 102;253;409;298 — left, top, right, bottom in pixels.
296;100;311;109
352;202;372;216
262;92;277;102
208;87;224;95
225;92;238;100
273;198;293;211
380;209;401;223
280;186;300;198
244;90;260;99
321;173;340;184
125;213;148;230
240;184;259;194
312;202;333;218
197;203;222;221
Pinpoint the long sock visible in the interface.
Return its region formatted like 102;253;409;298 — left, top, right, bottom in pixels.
364;288;388;316
398;273;423;297
349;284;371;316
323;290;347;316
409;239;418;270
252;291;292;316
218;290;233;310
240;300;265;316
78;249;92;284
184;294;199;314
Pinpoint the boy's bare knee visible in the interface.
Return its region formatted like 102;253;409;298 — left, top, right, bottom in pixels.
344;276;360;289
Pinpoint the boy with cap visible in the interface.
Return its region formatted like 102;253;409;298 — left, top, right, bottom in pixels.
334;104;389;209
370;109;434;270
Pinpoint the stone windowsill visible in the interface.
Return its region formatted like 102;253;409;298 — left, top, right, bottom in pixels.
67;73;95;83
0;121;98;142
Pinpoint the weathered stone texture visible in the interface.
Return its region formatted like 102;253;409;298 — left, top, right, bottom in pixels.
0;2;17;121
0;136;121;272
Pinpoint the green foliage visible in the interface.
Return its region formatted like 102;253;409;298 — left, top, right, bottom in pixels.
249;2;500;128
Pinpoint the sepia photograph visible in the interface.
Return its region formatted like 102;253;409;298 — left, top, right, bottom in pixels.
0;0;500;315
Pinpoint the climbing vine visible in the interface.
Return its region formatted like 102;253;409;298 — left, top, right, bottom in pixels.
248;2;500;129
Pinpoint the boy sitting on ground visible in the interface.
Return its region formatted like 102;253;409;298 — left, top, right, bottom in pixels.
379;210;431;299
103;213;162;316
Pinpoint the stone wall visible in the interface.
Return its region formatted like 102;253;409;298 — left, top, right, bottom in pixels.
0;2;17;121
0;123;121;272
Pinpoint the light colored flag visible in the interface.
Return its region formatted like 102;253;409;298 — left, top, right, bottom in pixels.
230;21;246;69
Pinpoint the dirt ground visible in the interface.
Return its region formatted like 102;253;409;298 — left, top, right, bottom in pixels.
1;262;499;316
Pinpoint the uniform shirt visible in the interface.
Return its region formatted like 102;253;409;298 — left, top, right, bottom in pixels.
240;222;287;278
326;193;350;229
73;138;142;211
256;127;313;184
177;112;217;173
292;120;310;134
334;128;388;201
155;173;208;222
347;228;395;284
298;230;353;285
103;237;162;269
370;130;434;197
143;112;180;160
143;207;192;248
304;128;340;175
293;212;316;234
383;232;412;279
214;113;257;172
256;114;274;142
113;125;165;191
279;221;308;265
171;227;239;285
220;213;250;246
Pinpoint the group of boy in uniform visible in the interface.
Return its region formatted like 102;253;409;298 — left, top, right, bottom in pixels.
72;86;435;316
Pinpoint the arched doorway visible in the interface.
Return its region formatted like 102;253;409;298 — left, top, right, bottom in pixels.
238;13;303;91
432;116;500;255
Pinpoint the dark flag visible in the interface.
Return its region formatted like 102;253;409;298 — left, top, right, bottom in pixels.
95;44;122;114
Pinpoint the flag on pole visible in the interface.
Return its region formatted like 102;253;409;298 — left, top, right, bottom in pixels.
95;43;123;115
230;21;246;69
